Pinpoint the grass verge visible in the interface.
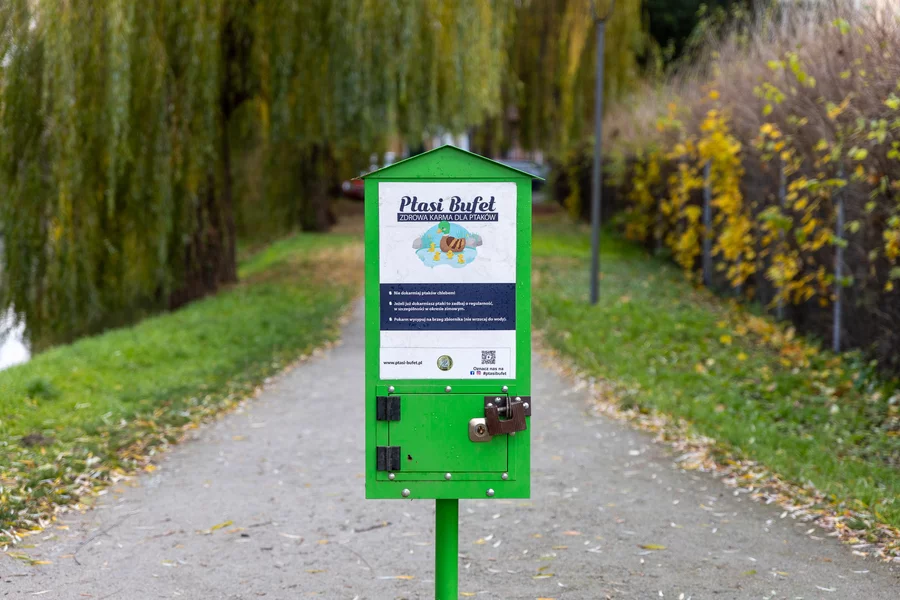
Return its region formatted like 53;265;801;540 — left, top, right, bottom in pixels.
0;233;362;545
533;215;900;552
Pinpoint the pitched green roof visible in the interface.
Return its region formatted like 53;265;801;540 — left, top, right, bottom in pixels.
360;145;543;180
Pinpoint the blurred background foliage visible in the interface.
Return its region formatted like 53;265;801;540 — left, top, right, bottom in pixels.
557;0;900;372
0;0;520;349
0;0;823;356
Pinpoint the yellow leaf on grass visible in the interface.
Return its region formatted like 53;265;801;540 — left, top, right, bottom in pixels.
640;544;667;551
719;334;732;345
737;352;748;361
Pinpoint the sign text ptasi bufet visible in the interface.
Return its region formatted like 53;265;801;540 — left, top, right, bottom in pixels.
363;146;540;597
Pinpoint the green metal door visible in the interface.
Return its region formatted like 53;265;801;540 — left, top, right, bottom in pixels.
388;394;508;474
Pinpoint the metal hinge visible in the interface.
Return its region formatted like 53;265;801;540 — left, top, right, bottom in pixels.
376;396;401;421
376;446;401;471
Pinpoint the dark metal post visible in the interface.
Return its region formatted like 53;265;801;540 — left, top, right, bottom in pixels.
702;161;713;288
777;157;786;320
589;18;606;305
833;166;845;353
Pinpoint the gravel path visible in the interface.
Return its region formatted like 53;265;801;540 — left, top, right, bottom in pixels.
5;303;898;599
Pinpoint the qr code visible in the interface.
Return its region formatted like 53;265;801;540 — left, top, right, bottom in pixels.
481;350;496;365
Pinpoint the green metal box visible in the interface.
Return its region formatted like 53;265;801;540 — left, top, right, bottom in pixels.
363;146;538;500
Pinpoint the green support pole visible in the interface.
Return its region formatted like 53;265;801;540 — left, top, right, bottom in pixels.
435;498;459;599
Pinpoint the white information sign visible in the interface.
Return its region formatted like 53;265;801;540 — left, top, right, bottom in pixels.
379;181;517;380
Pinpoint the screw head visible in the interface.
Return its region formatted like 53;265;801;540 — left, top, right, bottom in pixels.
486;403;494;409
388;473;395;480
501;473;509;480
401;488;411;498
475;424;486;436
388;385;395;393
502;386;508;393
445;386;452;393
510;431;516;436
523;402;530;411
486;488;495;497
516;396;521;401
445;473;452;480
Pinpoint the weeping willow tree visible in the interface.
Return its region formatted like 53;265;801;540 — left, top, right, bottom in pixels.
473;0;646;156
255;0;513;233
0;0;512;349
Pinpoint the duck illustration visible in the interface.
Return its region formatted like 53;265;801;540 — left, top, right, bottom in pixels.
437;220;466;253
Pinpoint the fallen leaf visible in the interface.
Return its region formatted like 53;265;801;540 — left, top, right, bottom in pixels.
639;544;666;551
210;520;233;532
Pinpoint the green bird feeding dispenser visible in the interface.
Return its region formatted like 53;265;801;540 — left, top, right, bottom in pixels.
362;146;540;598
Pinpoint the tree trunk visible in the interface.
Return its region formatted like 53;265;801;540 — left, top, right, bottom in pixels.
218;125;238;284
299;143;334;232
169;175;224;310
